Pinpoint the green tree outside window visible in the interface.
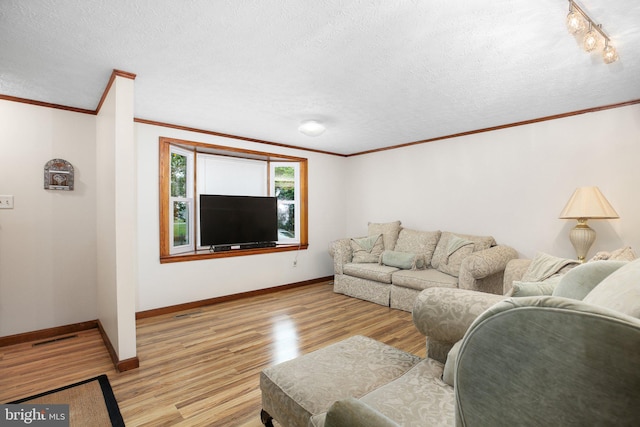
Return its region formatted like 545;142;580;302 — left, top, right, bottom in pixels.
275;166;295;238
171;153;189;245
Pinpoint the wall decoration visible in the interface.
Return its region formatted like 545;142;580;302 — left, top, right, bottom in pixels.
44;159;74;191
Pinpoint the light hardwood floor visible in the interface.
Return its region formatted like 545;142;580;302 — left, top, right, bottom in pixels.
0;282;426;426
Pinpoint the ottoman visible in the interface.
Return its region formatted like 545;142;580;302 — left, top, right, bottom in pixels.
259;335;421;427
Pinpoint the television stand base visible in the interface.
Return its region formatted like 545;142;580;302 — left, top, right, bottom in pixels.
240;242;277;250
211;242;276;252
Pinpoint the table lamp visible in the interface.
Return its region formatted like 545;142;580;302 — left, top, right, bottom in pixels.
559;186;619;262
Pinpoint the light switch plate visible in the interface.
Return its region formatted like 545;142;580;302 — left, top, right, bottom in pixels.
0;195;14;209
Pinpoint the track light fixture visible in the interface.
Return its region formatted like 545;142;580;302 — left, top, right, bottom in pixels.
566;0;618;64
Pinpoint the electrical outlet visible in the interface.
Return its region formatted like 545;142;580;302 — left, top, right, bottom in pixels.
0;195;14;209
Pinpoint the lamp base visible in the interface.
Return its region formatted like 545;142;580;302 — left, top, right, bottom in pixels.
569;219;596;263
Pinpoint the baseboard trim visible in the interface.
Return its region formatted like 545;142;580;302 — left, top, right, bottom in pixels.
0;320;139;372
116;357;140;372
136;276;333;319
0;320;99;347
96;320;140;372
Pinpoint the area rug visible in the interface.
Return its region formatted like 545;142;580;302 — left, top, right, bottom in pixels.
9;374;124;427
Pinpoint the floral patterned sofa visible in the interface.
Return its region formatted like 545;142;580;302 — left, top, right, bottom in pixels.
329;220;518;311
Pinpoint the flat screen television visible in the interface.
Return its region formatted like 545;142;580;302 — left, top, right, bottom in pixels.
200;194;278;249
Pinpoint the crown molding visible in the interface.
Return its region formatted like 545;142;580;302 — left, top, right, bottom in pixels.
134;118;345;157
95;69;137;114
0;94;96;115
347;99;640;157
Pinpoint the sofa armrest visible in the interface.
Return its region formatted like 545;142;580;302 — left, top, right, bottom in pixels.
502;258;532;294
459;245;518;280
456;245;518;294
455;296;640;426
412;288;505;345
330;238;353;275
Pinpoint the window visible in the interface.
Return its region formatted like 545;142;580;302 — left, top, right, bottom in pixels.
271;163;300;244
169;146;194;254
159;137;308;262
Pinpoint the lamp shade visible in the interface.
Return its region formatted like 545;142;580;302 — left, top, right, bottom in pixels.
559;187;619;219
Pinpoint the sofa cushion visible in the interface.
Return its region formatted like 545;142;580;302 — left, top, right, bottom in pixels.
442;339;463;387
552;260;627;300
431;232;495;269
351;234;384;263
391;268;458;291
380;250;424;270
322;398;400;427
583;257;640;319
393;228;441;266
356;358;455;426
368;221;402;251
343;263;399;284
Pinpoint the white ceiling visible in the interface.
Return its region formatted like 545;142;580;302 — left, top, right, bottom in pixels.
1;0;639;155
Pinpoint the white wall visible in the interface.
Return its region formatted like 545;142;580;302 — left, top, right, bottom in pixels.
135;123;347;311
344;104;640;260
2;97;638;336
0;100;97;336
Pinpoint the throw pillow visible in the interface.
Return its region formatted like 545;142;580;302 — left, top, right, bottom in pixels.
436;236;474;277
447;235;474;256
609;246;637;261
552;260;628;300
350;234;384;263
431;232;495;269
380;250;425;270
589;246;637;262
368;220;402;251
583;257;640;319
521;252;579;282
510;276;562;297
393;228;441;267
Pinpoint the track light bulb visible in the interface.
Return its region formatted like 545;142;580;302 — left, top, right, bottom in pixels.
566;10;585;34
583;25;598;51
603;43;618;64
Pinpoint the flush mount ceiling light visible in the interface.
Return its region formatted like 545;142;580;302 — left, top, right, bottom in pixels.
566;0;618;64
298;120;326;137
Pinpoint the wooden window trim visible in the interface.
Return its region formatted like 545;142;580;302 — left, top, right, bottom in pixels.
159;137;308;263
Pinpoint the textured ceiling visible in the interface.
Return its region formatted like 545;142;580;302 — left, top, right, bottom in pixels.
1;0;639;155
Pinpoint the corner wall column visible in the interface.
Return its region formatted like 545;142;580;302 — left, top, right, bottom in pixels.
96;70;139;370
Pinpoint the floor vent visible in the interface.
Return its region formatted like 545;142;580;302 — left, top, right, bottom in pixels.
174;310;202;319
33;334;78;347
